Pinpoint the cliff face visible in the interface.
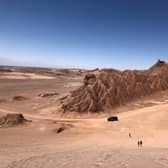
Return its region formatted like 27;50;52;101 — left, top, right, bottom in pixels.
61;60;168;112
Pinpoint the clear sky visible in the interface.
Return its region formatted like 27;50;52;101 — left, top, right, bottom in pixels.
0;0;168;69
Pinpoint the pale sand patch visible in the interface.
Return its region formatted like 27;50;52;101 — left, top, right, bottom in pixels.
0;72;55;79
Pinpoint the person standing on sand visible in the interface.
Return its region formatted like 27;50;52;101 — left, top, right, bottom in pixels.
140;139;143;147
137;139;143;148
137;139;140;147
129;132;132;138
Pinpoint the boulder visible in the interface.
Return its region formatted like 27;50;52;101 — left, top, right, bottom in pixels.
0;113;30;127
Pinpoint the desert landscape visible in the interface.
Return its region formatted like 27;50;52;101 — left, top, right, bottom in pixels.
0;60;168;168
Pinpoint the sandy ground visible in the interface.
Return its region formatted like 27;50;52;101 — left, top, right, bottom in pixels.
0;69;168;168
0;72;55;79
1;103;168;168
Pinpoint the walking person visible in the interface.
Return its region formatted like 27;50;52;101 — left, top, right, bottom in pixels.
137;139;143;148
129;132;132;138
140;139;143;148
137;139;140;148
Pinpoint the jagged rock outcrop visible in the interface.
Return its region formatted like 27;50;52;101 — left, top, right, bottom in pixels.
0;113;30;127
61;60;168;112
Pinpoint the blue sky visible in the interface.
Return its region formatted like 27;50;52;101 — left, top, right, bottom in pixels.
0;0;168;69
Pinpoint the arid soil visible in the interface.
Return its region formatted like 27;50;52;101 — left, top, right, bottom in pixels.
0;65;168;168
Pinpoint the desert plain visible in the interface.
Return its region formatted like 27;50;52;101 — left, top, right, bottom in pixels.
0;65;168;168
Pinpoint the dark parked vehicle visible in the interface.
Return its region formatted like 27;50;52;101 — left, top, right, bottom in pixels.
107;116;118;122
